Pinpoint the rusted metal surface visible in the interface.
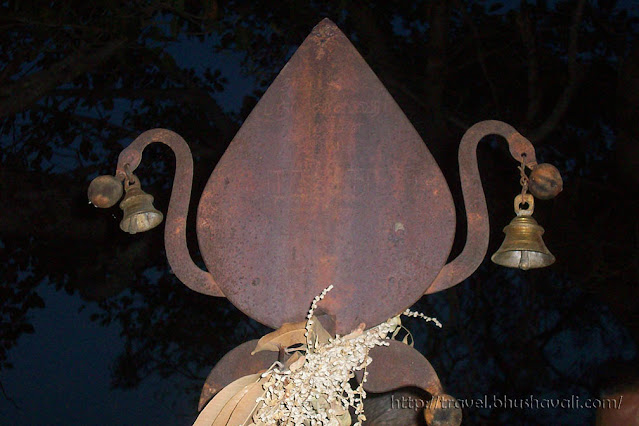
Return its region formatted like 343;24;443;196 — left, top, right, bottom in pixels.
596;391;639;425
363;388;429;425
356;340;443;395
424;394;463;426
94;18;560;424
357;340;461;426
198;339;278;412
115;128;224;297
199;18;454;334
425;120;538;295
107;21;543;330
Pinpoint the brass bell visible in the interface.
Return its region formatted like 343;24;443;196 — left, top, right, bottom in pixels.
119;175;163;234
491;194;555;270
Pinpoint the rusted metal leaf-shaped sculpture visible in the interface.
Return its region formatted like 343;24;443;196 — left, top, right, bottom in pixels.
198;19;455;334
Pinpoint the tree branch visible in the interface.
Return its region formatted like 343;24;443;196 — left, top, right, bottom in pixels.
518;2;542;124
0;379;21;411
454;0;502;115
529;0;586;142
424;0;450;137
0;38;126;119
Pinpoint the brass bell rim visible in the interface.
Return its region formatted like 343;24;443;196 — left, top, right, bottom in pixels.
491;212;555;270
120;211;163;234
119;201;163;234
490;249;555;269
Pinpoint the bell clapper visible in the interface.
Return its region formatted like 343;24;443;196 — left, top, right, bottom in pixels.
519;250;530;270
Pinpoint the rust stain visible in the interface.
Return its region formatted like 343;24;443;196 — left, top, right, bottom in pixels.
199;19;455;334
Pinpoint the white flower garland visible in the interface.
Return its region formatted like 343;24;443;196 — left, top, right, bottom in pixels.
250;287;441;426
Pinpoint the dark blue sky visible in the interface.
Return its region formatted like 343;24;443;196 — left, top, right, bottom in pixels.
0;284;194;424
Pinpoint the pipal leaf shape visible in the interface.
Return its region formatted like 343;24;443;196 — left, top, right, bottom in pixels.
193;373;260;426
213;383;252;425
335;410;352;426
212;376;262;426
251;320;308;355
251;316;333;355
288;354;306;372
342;322;366;340
225;378;269;426
284;352;302;368
311;317;332;347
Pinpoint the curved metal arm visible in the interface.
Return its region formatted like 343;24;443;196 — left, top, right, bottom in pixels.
116;128;224;297
426;120;537;295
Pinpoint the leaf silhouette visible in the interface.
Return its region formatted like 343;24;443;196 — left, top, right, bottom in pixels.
251;320;308;354
251;316;333;355
311;318;332;348
287;353;306;372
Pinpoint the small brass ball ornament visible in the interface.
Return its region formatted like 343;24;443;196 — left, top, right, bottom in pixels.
528;163;563;200
88;175;124;208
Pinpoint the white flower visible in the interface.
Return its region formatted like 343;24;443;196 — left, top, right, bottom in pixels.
251;286;441;425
